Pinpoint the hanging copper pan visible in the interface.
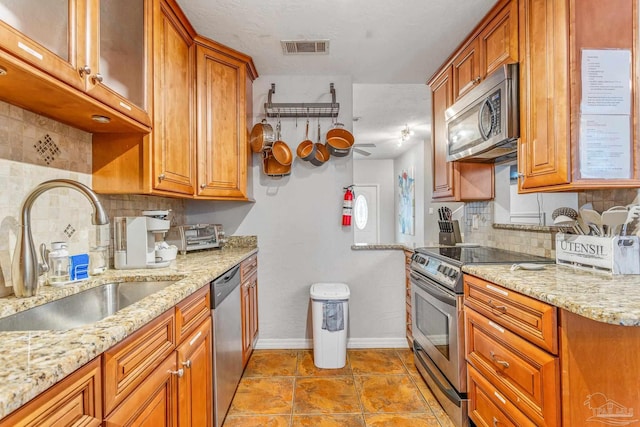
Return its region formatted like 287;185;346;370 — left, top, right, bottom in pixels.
250;119;275;153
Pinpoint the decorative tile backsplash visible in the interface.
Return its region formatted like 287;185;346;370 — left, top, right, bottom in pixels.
0;101;185;291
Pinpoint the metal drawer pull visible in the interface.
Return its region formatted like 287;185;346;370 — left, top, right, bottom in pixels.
169;368;184;377
490;351;510;369
182;359;192;369
487;299;507;313
493;416;499;426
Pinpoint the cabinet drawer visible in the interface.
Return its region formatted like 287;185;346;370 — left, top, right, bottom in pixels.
241;254;258;280
464;274;558;353
176;286;211;344
103;309;175;415
466;308;560;426
468;365;536;427
0;357;102;427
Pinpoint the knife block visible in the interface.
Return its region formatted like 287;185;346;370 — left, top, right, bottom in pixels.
438;220;462;246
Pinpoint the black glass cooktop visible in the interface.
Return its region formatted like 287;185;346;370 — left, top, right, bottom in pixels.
415;246;553;266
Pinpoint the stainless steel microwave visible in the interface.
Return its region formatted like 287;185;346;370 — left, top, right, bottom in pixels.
445;63;519;162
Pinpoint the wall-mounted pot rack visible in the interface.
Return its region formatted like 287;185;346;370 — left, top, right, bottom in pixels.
264;83;340;118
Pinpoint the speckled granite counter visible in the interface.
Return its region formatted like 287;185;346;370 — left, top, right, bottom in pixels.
351;243;415;251
462;264;640;327
0;243;257;420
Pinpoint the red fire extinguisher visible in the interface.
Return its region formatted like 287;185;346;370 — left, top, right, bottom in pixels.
342;186;354;226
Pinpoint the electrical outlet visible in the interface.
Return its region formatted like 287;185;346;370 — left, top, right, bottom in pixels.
429;208;434;215
472;214;479;230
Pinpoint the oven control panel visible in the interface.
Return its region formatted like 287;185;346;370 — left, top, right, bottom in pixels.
411;254;460;289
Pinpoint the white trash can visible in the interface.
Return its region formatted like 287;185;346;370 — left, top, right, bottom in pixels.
310;282;350;369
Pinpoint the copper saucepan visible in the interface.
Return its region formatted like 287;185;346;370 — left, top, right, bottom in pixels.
296;119;316;161
271;118;293;166
325;122;354;157
310;121;330;166
249;119;275;153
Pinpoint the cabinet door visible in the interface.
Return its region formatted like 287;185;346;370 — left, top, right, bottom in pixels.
452;39;481;100
177;317;213;427
152;0;196;195
0;358;102;427
195;43;248;199
0;0;86;90
104;354;178;427
431;66;455;200
249;272;259;348
84;0;152;126
480;0;518;76
241;272;256;367
517;0;570;190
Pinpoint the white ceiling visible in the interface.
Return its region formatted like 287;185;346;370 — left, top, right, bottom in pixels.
177;0;498;159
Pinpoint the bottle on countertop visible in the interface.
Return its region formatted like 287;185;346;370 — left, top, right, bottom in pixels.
47;241;69;284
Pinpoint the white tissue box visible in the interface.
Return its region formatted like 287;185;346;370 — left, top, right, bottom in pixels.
555;233;640;275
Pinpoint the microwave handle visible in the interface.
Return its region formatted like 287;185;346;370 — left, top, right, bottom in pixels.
478;98;495;140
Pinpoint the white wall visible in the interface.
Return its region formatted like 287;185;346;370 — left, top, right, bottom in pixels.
186;75;407;349
353;159;395;243
394;140;425;248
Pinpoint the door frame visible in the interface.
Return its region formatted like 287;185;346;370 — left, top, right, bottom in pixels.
352;183;381;244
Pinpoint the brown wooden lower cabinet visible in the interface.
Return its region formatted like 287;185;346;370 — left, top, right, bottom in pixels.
240;254;259;367
0;357;102;427
464;274;560;426
177;316;213;427
104;354;178;427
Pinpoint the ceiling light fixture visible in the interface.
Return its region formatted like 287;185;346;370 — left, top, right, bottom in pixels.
400;124;414;143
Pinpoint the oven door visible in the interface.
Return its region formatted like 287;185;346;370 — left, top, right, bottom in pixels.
410;271;465;392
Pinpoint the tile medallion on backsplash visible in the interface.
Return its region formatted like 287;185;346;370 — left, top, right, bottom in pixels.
34;134;62;165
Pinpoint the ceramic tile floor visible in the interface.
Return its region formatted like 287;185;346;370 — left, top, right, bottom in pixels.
223;348;456;427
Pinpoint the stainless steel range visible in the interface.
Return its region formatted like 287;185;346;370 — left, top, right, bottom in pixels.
410;246;552;427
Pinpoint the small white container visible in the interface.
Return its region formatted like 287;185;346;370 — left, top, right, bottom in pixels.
47;242;69;284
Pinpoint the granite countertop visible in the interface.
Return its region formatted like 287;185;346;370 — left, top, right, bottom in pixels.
462;263;640;327
351;243;416;251
0;243;257;420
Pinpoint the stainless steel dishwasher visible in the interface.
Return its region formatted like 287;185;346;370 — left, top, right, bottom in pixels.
210;265;242;427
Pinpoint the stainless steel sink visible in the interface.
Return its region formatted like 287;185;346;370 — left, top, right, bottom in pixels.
0;280;176;331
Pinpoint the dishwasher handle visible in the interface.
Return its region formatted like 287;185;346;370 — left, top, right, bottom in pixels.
211;265;241;308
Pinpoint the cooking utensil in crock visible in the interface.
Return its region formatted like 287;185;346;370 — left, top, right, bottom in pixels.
325;122;354;157
249;119;275;153
601;209;629;236
579;208;603;236
296;118;316;161
310;121;329;166
271;118;293;166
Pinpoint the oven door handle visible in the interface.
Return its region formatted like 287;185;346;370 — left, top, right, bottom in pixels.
410;272;457;307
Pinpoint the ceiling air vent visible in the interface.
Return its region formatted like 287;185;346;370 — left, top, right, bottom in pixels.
281;40;330;55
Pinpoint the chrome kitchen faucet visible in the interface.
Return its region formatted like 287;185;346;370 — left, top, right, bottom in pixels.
11;179;109;297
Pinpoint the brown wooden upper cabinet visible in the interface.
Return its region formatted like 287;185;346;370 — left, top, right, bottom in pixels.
429;0;516;201
0;0;151;132
92;0;257;200
453;0;518;101
518;0;639;192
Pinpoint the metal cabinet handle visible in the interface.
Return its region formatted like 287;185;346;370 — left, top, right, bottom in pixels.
493;416;499;427
200;184;206;189
169;368;184;377
92;73;103;83
79;65;91;77
158;173;166;181
181;359;192;369
490;351;510;369
474;76;481;83
487;299;507;313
